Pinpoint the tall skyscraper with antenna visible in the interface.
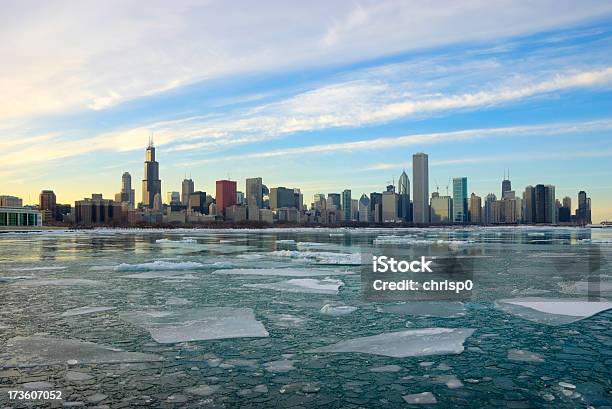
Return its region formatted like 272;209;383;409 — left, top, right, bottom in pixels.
142;135;161;209
501;169;511;199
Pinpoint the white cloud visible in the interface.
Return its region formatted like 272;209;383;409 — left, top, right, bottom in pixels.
1;0;611;121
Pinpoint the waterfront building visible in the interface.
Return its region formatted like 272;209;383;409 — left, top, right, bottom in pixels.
167;191;181;206
115;172;135;208
452;177;468;223
523;186;535;223
246;177;263;208
483;193;496;225
398;169;411;222
270;187;296;210
412;152;429;224
562;196;572;210
313;194;326;211
75;194;122;225
430;192;452;224
216;180;237;216
189;191;208;214
469;193;482;223
576;191;591;225
382;190;399;223
370;192;383;223
0;195;23;207
501;172;512;199
226;205;247;222
0;206;42;227
341;189;352;221
327;193;341;211
358;194;370;222
236;191;245;205
39;190;56;223
259;209;274;224
181;177;194;207
142;137;161;208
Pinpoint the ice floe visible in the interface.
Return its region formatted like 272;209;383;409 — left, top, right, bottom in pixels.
496;297;612;325
10;279;102;287
378;302;466;318
9;266;66;271
115;261;204;271
245;278;344;295
309;328;475;357
122;271;199;280
427;374;464;389
507;349;544;363
156;238;197;244
403;392;437;404
184;384;220;396
558;280;612;296
374;236;472;248
61;306;115;317
120;307;269;343
1;336;162;367
269;250;361;265
370;364;401;372
165;297;192;306
265;313;307;327
214;267;354;277
264;359;295;372
320;304;357;316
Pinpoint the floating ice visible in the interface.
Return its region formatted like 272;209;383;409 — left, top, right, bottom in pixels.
379;302;466;318
496;297;612;325
269;250;361;265
120;307;269;343
165;297;192;306
266;314;307;327
65;371;93;381
428;374;464;389
22;381;54;390
62;306;115;317
370;364;401;372
264;359;295;372
10;279;102;287
374;236;472;248
558;280;612;296
9;266;66;271
156;238;197;244
214;268;354;277
507;349;544;363
115;261;204;272
309;328;475;357
1;336;162;367
185;385;220;396
245;278;344;295
403;392;437;404
320;304;357;316
122;271;199;280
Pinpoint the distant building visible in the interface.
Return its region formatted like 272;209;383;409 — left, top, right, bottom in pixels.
39;190;56;223
153;193;163;211
236;191;245;205
370;192;383;223
430;192;452;224
226;205;247;222
327;193;341;211
452;177;468;223
358;194;370;222
167;191;181;206
0;195;23;207
469;193;482;223
522;186;535;223
562;196;572;210
398;170;411;222
341;189;352;221
181;177;194;207
270;187;296;210
483;193;496;225
382;190;399;223
75;194;122;225
246;177;263;208
351;199;358;221
576;191;591;225
313;194;326;211
501;174;512;199
189;191;208;214
259;209;274;224
142;137;161;208
115;172;135;208
216;180;237;216
0;206;42;227
412;152;429;224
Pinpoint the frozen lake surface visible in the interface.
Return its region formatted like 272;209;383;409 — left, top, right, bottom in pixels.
0;227;611;407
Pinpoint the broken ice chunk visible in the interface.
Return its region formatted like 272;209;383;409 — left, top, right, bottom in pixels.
507;349;544;363
264;359;295;373
320;304;357;316
308;328;475;358
214;268;355;277
245;278;344;295
2;336;162;367
379;302;466;318
120;307;269;343
403;392;437;404
496;297;612;325
115;261;204;271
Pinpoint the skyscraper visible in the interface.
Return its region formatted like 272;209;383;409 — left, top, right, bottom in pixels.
412;153;429;224
358;194;370;222
398;170;411;222
382;189;399;223
534;184;556;224
522;186;535;223
501;171;512;199
270;187;296;210
452;177;468;223
484;193;497;224
181;177;194;207
369;192;383;223
469;193;482;223
246;177;263;208
327;193;341;211
216;180;237;216
576;191;591;225
142;137;161;209
430;192;452;224
342;189;352;221
39;190;56;223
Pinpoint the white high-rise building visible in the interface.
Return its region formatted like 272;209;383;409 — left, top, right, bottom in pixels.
412;152;429;224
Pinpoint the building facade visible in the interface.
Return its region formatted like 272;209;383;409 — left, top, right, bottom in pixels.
216;180;237;216
142;139;161;208
412;152;429;224
452;177;468;223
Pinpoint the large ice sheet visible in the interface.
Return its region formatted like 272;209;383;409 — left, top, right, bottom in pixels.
115;261;204;271
245;278;344;295
1;336;162;368
496;297;612;325
309;328;475;357
120;307;269;343
269;250;361;265
214;268;354;277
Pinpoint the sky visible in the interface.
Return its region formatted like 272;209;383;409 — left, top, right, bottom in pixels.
1;0;612;222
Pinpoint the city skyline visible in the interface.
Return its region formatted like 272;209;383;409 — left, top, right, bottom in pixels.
1;2;612;222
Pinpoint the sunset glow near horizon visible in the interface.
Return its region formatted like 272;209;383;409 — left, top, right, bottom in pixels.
1;1;612;222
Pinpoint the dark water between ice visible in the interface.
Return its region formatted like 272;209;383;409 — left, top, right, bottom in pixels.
0;227;611;408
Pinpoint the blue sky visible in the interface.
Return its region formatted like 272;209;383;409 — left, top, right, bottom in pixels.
1;1;611;221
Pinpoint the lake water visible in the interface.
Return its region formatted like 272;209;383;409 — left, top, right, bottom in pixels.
1;227;611;408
